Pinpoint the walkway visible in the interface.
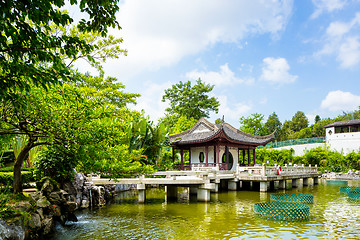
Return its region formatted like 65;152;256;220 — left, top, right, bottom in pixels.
90;164;321;203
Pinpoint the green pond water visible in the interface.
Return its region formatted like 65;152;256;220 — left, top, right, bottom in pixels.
51;180;360;239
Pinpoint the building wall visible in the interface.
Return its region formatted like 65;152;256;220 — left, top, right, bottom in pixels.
272;127;360;156
326;126;360;154
273;143;325;156
190;146;239;171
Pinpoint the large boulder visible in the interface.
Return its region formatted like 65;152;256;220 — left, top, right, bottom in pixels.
0;219;25;240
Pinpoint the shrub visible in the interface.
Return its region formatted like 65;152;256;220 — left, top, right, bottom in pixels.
33;145;78;184
0;150;15;165
0;171;34;185
0;166;33;172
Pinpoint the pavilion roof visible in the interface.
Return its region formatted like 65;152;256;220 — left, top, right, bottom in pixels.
168;118;274;147
324;119;360;128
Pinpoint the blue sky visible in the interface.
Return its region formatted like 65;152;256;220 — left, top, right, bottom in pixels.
90;0;360;127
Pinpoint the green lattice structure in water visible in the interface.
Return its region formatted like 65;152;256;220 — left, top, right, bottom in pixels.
254;202;310;221
270;193;314;204
339;187;360;194
348;192;360;201
326;180;348;185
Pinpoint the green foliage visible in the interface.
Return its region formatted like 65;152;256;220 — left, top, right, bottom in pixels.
156;147;175;171
239;113;267;136
291;111;309;132
0;167;33;172
33;146;78;184
86;145;154;178
162;78;220;120
0;171;33;185
0;186;31;220
170;115;198;135
258;147;360;173
0;150;14;166
256;148;294;166
123;115;168;165
265;112;282;140
0;0;121;100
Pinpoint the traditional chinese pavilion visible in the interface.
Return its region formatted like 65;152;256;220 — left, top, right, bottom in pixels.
168;118;274;171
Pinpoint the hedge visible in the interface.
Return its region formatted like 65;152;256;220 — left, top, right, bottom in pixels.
0;167;33;172
0;150;15;164
0;171;34;185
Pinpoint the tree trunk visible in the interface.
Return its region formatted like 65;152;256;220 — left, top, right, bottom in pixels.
13;141;33;194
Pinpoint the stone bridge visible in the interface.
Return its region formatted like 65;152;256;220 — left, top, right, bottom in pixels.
90;164;321;203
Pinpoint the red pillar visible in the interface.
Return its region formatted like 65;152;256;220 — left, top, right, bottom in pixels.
247;149;250;166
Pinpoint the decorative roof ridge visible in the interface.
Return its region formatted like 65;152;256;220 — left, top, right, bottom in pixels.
222;122;275;140
324;119;360;128
168;118;217;140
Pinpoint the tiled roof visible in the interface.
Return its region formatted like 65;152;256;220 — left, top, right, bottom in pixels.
169;118;274;146
324;119;360;128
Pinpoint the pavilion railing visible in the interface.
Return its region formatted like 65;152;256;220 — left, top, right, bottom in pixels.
190;163;228;171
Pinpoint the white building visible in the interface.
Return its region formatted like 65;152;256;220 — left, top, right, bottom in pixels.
324;119;360;154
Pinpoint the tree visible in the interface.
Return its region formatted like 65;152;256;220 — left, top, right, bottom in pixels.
162;79;220;120
239;113;267;136
315;115;321;124
0;73;139;193
290;111;309;132
0;0;121;100
264;112;282;140
170;115;198;135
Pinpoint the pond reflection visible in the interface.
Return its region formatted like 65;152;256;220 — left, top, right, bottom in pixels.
51;180;360;240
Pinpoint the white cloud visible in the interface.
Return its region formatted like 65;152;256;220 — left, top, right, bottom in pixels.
321;90;360;111
186;63;254;86
213;96;252;125
132;81;172;122
260;57;298;85
338;37;360;68
104;0;293;80
316;12;360;68
311;0;347;19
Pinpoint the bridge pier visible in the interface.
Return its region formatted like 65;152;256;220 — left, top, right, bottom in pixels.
189;186;198;195
166;185;178;201
303;178;309;186
197;183;215;202
314;177;319;185
292;179;300;188
211;179;220;193
260;182;268;192
274;181;279;190
228;180;238;191
137;184;146;203
278;180;286;189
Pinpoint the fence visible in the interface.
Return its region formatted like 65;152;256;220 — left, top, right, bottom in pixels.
258;137;326;149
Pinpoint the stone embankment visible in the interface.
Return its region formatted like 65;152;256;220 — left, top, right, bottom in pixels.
1;173;133;240
321;170;360;180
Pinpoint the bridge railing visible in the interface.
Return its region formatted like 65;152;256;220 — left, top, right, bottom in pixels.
237;164;318;177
